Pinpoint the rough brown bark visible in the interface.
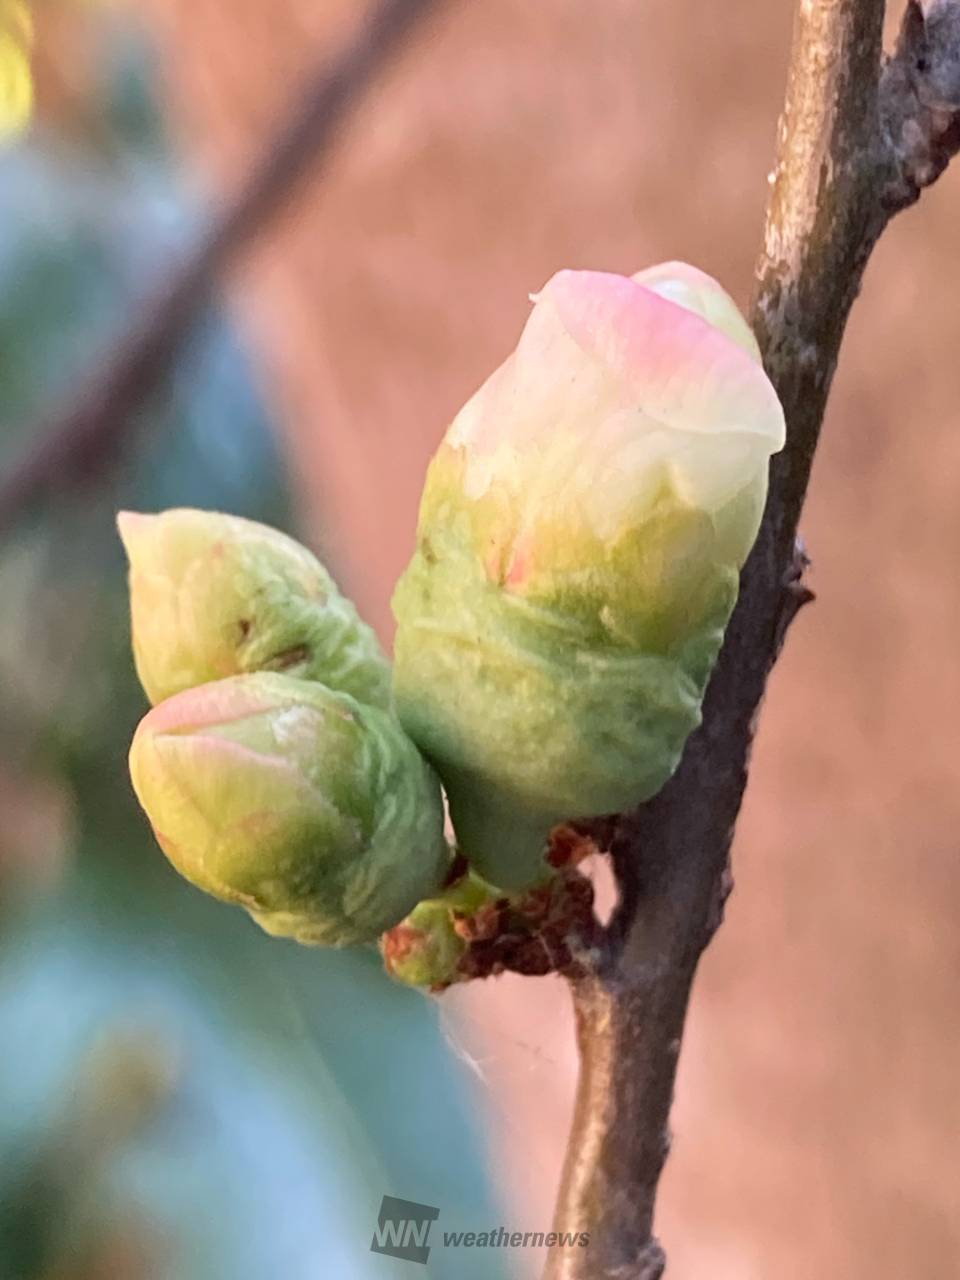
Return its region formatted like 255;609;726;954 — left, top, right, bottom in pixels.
545;4;960;1277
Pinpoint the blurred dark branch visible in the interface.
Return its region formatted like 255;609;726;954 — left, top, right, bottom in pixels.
0;0;444;530
547;3;960;1278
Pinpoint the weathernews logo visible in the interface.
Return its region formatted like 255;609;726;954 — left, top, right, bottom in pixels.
369;1195;589;1264
370;1196;440;1264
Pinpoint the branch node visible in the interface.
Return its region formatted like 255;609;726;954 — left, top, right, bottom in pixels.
774;535;816;654
636;1241;667;1280
881;0;960;210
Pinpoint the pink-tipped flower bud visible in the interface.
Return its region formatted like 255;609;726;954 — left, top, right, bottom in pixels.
128;672;450;946
393;264;784;887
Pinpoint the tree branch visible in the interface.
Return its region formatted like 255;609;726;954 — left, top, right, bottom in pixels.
546;3;960;1277
0;0;444;530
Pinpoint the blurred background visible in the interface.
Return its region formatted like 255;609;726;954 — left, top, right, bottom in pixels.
0;2;957;1278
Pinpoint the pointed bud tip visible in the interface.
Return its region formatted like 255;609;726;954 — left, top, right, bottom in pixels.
116;510;158;560
632;261;762;363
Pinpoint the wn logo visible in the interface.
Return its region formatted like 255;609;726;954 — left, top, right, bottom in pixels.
370;1195;440;1265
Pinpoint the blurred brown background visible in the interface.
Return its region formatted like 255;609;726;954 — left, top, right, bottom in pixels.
71;1;960;1274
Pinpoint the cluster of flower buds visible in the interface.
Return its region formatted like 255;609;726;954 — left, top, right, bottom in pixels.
121;510;450;947
121;261;785;976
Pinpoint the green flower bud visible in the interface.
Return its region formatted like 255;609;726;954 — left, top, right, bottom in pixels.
393;264;785;888
381;899;469;989
117;509;391;710
381;868;496;989
128;672;450;946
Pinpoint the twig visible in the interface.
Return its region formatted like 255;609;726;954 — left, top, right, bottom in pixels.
0;0;444;529
546;3;960;1277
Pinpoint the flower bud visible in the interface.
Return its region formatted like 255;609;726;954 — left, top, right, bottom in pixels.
381;899;468;989
380;868;495;989
128;672;450;946
393;264;784;887
117;509;391;710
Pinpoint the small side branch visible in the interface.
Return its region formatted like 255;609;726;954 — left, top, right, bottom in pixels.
882;0;960;208
0;0;444;530
547;3;960;1278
